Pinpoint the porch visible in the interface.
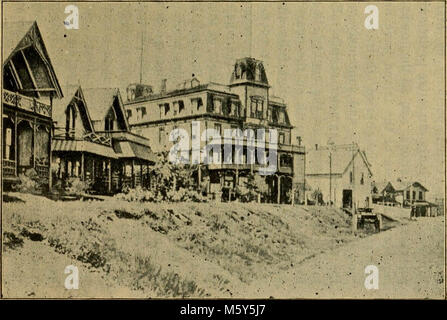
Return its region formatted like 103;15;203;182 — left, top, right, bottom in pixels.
2;91;53;188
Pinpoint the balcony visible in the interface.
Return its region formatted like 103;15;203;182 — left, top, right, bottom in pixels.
2;89;52;118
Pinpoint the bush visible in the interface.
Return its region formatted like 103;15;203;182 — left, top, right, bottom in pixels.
115;186;207;203
65;177;91;196
14;169;47;194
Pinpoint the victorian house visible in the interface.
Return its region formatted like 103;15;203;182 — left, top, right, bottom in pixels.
2;21;63;190
52;86;156;194
124;57;306;203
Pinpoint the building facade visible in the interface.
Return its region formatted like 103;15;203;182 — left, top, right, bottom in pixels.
2;21;63;190
51;86;156;194
124;58;305;203
306;143;373;209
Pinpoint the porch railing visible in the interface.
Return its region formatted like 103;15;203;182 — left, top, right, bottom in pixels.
3;89;52;118
2;159;16;176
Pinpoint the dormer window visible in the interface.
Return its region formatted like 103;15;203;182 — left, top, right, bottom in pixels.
278;110;285;124
235;63;242;79
255;64;262;81
66;104;76;138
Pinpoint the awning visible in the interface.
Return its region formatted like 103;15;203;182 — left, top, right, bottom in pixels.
52;139;118;159
113;140;157;163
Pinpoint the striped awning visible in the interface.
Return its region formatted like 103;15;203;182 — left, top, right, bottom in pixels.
113;140;157;163
52;139;118;159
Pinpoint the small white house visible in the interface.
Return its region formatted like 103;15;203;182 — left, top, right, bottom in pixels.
306;143;373;209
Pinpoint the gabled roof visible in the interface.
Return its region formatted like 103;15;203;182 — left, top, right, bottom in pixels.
52;85;95;132
3;20;63;98
306;145;373;176
81;88;129;131
373;181;395;194
394;180;428;192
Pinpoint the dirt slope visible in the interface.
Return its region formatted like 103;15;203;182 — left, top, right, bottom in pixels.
246;217;445;299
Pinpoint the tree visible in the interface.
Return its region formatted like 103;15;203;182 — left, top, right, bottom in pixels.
237;173;269;203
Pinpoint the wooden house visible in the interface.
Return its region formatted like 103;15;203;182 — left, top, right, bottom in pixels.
2;21;63;190
52;86;156;194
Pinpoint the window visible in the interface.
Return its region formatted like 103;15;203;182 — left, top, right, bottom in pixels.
279;133;285;144
360;173;364;185
136;107;146;120
178;100;185;114
214;99;222;114
412;191;416;200
350;171;353;183
231;102;239;116
105;117;114;131
164;103;170;115
66;104;76;137
406;190;410;199
255;65;262;81
250;99;256;117
214;123;222;135
278;111;285;124
256;100;264;119
419;191;423;200
194;98;203;110
159;127;165;144
126;109;132;119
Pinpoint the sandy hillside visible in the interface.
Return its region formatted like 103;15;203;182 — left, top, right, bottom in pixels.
2;192;435;299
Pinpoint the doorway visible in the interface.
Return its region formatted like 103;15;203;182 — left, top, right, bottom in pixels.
342;189;352;208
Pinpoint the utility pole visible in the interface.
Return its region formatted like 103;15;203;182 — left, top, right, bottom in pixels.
352;142;356;212
139;31;144;84
329;151;332;206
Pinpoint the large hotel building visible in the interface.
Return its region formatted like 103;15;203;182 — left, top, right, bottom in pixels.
124;57;306;203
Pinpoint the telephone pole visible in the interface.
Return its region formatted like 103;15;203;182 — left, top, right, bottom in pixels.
139;31;144;84
329;152;332;206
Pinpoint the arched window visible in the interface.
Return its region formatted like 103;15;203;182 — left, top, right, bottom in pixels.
105;116;114;131
66;104;76;138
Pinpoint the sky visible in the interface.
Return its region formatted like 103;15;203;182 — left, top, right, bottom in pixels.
4;2;445;198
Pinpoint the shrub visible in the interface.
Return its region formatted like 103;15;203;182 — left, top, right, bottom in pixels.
65;177;91;196
13;169;47;194
115;186;207;203
3;231;24;250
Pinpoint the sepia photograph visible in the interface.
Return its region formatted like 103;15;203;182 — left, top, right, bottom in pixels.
0;1;445;302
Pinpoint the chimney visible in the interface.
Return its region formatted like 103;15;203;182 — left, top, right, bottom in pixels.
161;79;167;94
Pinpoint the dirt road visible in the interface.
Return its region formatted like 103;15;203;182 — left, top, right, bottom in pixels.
247;217;445;299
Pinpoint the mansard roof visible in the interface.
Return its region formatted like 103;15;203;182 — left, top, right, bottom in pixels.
230;57;269;87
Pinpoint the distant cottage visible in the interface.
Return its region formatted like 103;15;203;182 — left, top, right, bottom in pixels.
306;143;373;209
372;179;437;217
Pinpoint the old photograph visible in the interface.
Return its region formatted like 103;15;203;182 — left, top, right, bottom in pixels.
1;1;445;300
